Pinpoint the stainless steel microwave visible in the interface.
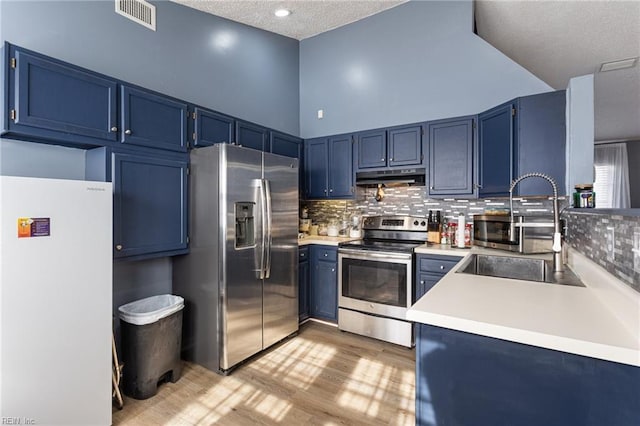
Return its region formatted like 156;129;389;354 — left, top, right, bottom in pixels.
473;215;558;254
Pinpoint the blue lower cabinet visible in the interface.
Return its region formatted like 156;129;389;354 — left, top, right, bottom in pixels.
416;324;640;426
416;273;441;301
298;246;310;322
310;246;338;322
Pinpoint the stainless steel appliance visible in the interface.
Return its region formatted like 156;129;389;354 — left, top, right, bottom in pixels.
338;216;428;347
473;214;558;254
173;144;299;374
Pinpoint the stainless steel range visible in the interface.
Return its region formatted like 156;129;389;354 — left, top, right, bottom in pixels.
338;215;428;347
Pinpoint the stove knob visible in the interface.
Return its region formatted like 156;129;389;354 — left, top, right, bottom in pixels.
421;221;426;226
413;220;419;226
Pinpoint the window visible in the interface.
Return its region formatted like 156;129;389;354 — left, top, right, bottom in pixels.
593;143;630;208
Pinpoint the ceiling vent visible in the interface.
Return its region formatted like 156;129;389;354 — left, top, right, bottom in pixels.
599;57;638;73
115;0;156;31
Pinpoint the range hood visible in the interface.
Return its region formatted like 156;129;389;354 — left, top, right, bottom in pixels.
355;168;426;187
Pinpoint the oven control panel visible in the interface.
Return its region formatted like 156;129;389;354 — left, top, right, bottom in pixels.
363;215;428;232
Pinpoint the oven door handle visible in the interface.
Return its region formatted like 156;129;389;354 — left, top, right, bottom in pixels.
338;248;412;260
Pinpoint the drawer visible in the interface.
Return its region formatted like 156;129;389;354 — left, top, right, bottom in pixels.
314;246;337;262
418;255;462;274
299;246;309;261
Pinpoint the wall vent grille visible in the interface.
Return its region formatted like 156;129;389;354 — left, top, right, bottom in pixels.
115;0;156;31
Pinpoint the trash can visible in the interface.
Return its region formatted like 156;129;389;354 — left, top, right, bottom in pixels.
118;294;184;400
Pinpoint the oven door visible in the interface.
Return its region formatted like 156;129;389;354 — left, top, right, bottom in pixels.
338;248;412;320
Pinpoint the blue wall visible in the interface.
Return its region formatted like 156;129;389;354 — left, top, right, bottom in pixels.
0;0;300;135
299;1;552;138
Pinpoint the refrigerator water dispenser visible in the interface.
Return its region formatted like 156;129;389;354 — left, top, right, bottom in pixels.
235;202;255;248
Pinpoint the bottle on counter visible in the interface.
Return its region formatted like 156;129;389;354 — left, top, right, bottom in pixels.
440;222;450;245
448;221;458;247
464;223;473;247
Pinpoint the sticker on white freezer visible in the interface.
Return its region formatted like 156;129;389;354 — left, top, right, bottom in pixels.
17;217;50;238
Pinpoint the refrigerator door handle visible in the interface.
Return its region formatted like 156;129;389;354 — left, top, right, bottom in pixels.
258;179;267;279
264;179;273;279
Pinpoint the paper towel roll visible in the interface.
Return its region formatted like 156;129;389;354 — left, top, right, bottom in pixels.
457;214;466;248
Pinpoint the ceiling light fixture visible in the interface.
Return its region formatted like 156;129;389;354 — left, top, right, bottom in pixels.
274;8;291;18
599;57;638;73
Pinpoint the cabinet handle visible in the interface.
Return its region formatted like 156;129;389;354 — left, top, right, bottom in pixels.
324;189;327;193
124;129;132;135
115;244;123;251
110;126;118;132
420;280;425;285
324;253;328;257
430;186;434;190
329;189;333;193
381;158;385;161
474;183;483;189
440;265;445;270
331;268;335;272
390;158;393;161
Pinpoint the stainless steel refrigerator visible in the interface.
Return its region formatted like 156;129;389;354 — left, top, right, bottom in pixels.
173;144;299;374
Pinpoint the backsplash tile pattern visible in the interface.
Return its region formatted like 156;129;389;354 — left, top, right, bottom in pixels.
303;186;566;224
564;211;640;292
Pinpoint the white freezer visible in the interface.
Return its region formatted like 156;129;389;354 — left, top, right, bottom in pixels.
0;176;112;425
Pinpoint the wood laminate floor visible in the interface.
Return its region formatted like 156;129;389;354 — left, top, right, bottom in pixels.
112;321;415;425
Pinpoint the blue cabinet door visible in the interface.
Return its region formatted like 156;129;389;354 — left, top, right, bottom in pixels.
478;102;514;197
305;138;329;199
310;246;338;322
415;273;442;302
270;131;301;158
299;247;310;322
120;85;188;152
428;117;475;197
388;124;423;167
236;120;268;151
328;134;354;198
357;130;387;169
514;91;566;196
193;107;234;147
112;152;188;259
9;46;117;144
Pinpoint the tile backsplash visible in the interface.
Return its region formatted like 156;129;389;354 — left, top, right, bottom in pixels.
301;186;639;292
302;186;566;224
564;211;640;292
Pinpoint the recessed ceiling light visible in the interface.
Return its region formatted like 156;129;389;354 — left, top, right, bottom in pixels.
599;57;638;72
274;9;291;18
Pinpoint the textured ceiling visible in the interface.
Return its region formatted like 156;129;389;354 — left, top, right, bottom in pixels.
170;0;408;40
475;0;640;142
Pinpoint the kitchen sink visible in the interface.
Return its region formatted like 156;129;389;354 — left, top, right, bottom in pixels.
456;254;585;287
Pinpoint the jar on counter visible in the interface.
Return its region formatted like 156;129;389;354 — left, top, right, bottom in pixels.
573;184;595;208
464;223;473;247
440;223;450;245
448;222;458;247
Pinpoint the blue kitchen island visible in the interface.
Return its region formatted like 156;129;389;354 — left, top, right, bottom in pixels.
408;246;640;426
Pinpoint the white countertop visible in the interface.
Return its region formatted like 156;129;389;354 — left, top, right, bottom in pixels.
407;246;640;367
298;235;359;246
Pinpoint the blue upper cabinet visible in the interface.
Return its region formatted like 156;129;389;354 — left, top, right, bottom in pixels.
120;85;188;153
192;107;234;147
428;116;476;197
357;130;387;169
328;134;354;198
236;120;269;151
5;44;118;146
388;124;423;167
111;151;188;259
305;138;329;199
478;92;566;197
304;134;353;199
356;125;423;171
270;131;303;197
478;101;515;198
270;131;301;158
513;91;566;195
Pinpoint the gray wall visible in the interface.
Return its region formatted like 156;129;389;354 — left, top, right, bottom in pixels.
627;141;640;208
299;1;552;138
0;0;300;135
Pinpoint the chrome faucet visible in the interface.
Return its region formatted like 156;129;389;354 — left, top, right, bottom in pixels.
509;172;564;272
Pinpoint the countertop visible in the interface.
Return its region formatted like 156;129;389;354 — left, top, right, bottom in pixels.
298;235;360;246
407;245;640;367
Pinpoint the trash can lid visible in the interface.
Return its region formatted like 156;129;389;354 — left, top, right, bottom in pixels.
118;294;184;325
